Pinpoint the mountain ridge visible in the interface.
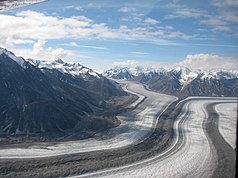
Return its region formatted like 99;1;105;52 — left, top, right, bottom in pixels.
103;66;238;98
0;48;130;140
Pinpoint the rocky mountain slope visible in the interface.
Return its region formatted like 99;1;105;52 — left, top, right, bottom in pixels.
0;48;128;139
104;66;238;98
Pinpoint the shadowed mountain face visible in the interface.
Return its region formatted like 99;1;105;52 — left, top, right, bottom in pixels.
0;49;127;138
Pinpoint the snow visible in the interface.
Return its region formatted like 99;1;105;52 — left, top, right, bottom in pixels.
215;103;237;149
201;72;216;79
0;47;25;67
114;80;145;109
103;67;134;79
178;67;198;87
77;97;237;178
0;47;101;82
38;59;101;78
0;70;236;177
104;66;238;88
88;71;99;77
201;70;238;80
0;80;176;159
104;66;169;79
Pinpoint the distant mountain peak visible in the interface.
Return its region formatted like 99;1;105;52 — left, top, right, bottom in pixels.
53;58;65;64
103;67;134;79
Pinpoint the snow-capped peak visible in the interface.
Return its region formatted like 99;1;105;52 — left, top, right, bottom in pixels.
201;70;238;80
0;47;25;67
0;47;101;79
171;67;198;87
37;59;101;79
53;58;65;64
103;67;134;79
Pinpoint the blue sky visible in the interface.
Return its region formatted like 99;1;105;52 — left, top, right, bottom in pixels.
0;0;238;71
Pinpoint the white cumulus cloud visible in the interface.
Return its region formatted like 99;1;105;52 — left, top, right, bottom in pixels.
177;53;238;70
33;39;47;55
10;40;74;61
0;9;199;50
52;48;70;60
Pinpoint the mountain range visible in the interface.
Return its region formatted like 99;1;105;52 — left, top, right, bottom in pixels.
104;66;238;98
0;48;129;139
1;47;237;139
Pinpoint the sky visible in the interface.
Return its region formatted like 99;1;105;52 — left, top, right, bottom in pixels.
0;0;238;72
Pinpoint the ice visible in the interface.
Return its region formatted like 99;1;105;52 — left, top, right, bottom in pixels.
77;97;237;178
0;80;176;159
215;103;237;149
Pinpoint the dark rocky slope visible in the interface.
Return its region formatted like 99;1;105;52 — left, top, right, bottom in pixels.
0;49;129;139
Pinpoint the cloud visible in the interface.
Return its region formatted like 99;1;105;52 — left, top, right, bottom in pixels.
118;6;137;13
52;48;70;60
87;2;102;8
13;39;35;45
200;18;227;26
144;18;159;25
63;42;78;47
223;13;238;24
31;40;50;59
0;10;93;48
120;12;145;23
200;16;234;32
71;15;92;23
177;53;238;70
65;5;83;11
0;9;204;50
212;26;232;32
163;2;237;36
166;31;196;40
79;45;108;50
130;51;149;55
110;54;238;71
10;40;75;61
212;0;238;7
164;4;208;19
33;39;46;51
112;60;139;67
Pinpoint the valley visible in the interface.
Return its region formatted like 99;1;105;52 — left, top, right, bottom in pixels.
0;0;238;177
0;80;236;178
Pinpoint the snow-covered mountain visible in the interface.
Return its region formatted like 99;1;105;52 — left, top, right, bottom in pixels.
29;58;101;79
103;67;135;79
0;48;127;138
103;66;167;79
104;66;238;97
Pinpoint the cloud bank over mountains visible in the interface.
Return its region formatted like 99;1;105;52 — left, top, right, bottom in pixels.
0;0;237;71
112;54;238;71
